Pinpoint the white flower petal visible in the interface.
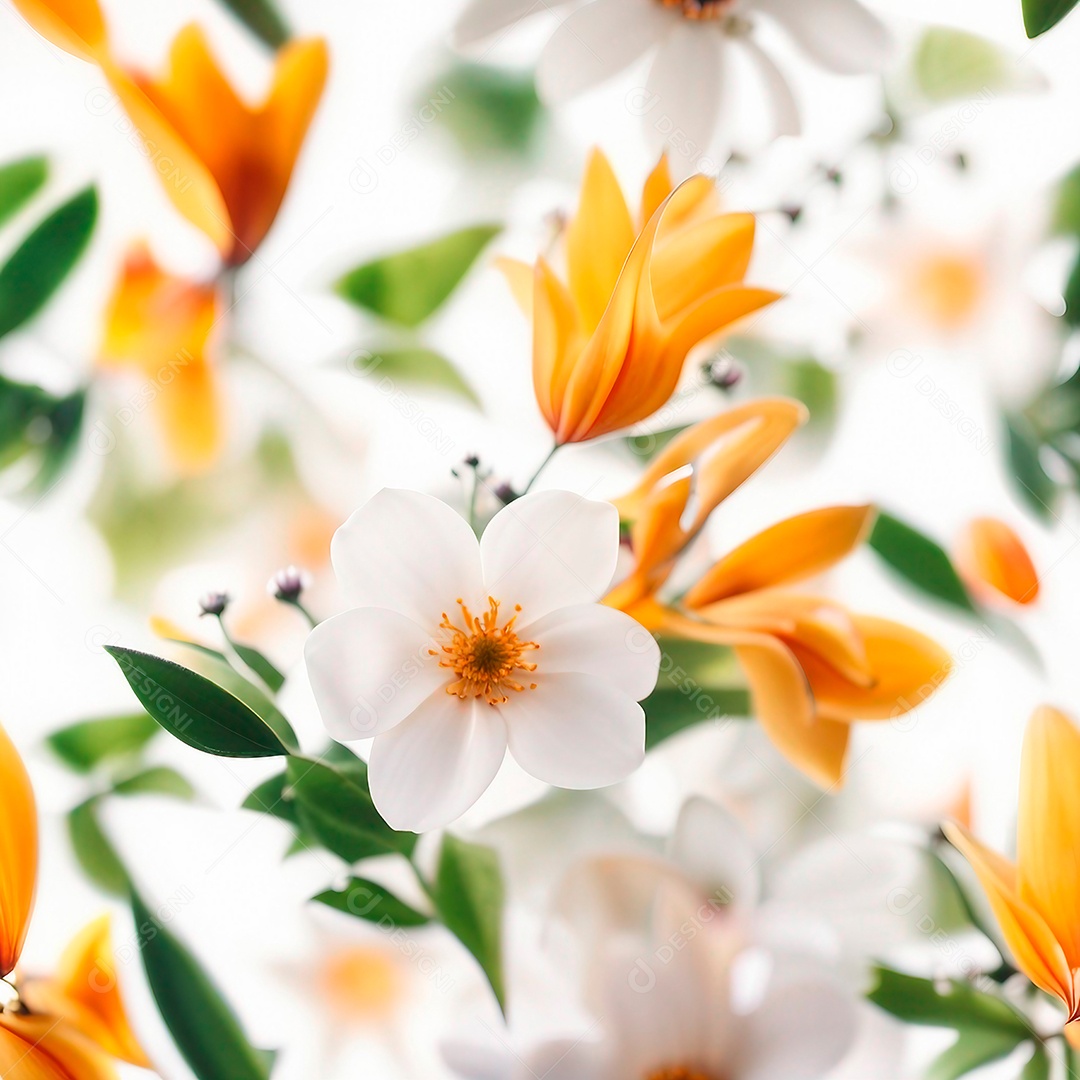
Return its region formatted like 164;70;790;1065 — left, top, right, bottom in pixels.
536;0;671;104
501;672;644;788
304;607;446;742
480;491;619;624
738;37;800;138
369;691;507;832
669;796;761;910
528;603;659;701
331;489;482;628
452;0;575;50
752;0;892;74
644;21;727;171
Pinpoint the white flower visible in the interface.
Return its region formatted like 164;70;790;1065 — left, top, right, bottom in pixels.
305;489;661;833
453;0;893;166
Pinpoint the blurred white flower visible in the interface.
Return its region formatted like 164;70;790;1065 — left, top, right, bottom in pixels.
305;489;660;832
453;0;892;165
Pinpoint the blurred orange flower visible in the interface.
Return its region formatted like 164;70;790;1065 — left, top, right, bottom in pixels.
500;150;779;444
955;516;1040;606
13;0;328;265
0;723;147;1078
607;399;950;787
946;706;1080;1044
99;244;222;474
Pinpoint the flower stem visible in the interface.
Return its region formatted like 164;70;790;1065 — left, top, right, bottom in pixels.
521;443;559;496
285;597;319;629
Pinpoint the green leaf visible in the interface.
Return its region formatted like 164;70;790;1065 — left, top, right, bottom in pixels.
352;346;480;406
1022;0;1079;37
644;688;751;750
434;834;506;1011
337;224;500;328
1052;164;1080;236
867;967;1033;1036
105;646;290;758
421;63;544;157
0;156;47;229
1064;249;1080;328
132;890;275;1080
242;770;300;825
314;877;431;927
925;1029;1028;1080
1021;1045;1051;1080
229;641;286;694
868;511;977;614
912;27;1025;103
1005;414;1058;520
213;0;289;48
0;373;86;491
0;186;97;340
47;712;160;772
68;798;130;896
285;755;417;861
112;766;196;800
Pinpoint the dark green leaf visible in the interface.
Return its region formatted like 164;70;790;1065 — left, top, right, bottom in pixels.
213;0;289;48
0;186;97;339
105;646;290;758
314;877;431;927
351;346;480;406
645;688;751;750
68;798;129;896
868;511;977;614
1005;414;1058;519
434;834;506;1011
47;712;160;772
867;967;1032;1036
0;373;86;491
0;156;47;228
230;642;286;694
112;766;196;800
926;1029;1028;1080
242;770;300;825
132;890;275;1080
337;224;500;328
1022;0;1079;36
1064;249;1080;328
286;755;417;861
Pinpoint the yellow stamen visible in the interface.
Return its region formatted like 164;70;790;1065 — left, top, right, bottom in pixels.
657;0;735;18
431;597;539;706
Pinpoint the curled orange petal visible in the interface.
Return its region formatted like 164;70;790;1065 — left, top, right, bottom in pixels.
956;517;1039;606
10;0;107;62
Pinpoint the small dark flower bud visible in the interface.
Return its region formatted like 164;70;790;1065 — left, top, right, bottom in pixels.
780;204;803;225
494;482;519;505
199;591;230;617
704;355;743;391
463;454;481;469
268;566;309;603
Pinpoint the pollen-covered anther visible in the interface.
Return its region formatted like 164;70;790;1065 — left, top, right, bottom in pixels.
431;597;539;706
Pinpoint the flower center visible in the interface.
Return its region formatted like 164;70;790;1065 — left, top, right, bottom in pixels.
906;251;986;330
645;1068;716;1080
656;0;736;18
433;597;539;706
317;947;403;1023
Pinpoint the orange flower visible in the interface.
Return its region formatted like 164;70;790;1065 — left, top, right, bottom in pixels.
500;150;780;444
14;0;328;265
607;399;950;787
956;516;1040;606
99;244;222;474
0;722;147;1078
946;707;1080;1043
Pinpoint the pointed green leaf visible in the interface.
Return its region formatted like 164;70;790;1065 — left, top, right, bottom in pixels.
434;834;506;1011
1022;0;1079;36
105;646;290;758
242;770;300;825
229;641;286;694
868;511;978;614
926;1029;1028;1080
112;766;196;800
47;712;160;772
314;877;431;927
132;890;275;1080
286;755;417;861
353;346;480;406
337;224;500;327
0;156;48;229
0;186;97;340
68;798;130;896
213;0;289;48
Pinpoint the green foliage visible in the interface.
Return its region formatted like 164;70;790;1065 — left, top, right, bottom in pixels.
48;712;160;773
351;346;480;406
314;877;431;927
912;28;1018;103
0;156;48;228
112;766;196;800
0;186;97;340
132;890;276;1080
1022;0;1079;37
213;0;289;47
644;688;751;750
68;797;130;895
337;224;500;328
0;374;85;491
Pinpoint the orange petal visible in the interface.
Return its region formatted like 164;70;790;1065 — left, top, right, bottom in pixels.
640;155;675;225
566;149;636;334
956;517;1039;606
10;0;107;62
0;722;37;979
0;1015;119;1080
154;356;222;476
20;917;150;1068
791;615;951;722
944;821;1073;1008
686;505;875;607
1017;706;1080;969
659;284;780;368
532;257;584;436
495;256;535;317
